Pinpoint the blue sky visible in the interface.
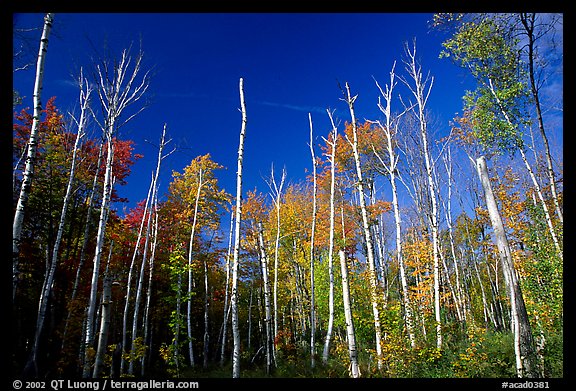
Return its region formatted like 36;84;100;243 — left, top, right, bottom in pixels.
15;12;559;219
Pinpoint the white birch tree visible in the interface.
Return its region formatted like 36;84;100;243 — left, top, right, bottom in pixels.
322;109;338;365
400;41;443;349
186;167;203;368
308;113;318;368
338;250;360;378
128;125;170;375
93;242;114;378
342;81;383;369
13;13;54;302
219;208;234;366
476;156;537;377
371;62;416;348
257;222;274;374
265;163;285;362
231;77;247;378
83;46;150;378
24;64;89;376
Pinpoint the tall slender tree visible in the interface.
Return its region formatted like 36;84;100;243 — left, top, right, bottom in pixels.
322;109;338;365
13;13;54;302
339;250;360;378
231;77;247;378
476;156;536;377
308;113;318;368
400;41;442;349
371;62;416;348
265;163;285;362
343;81;383;369
83;46;150;378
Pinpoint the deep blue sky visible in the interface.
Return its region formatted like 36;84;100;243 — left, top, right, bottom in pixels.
13;13;508;216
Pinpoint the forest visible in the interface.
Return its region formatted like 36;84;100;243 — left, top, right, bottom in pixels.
12;13;563;380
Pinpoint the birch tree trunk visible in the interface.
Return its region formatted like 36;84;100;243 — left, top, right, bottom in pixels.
402;43;442;349
121;177;153;375
322;109;338;364
186;168;204;368
129;156;163;375
441;148;465;323
62;142;103;351
266;164;285;363
231;77;247;378
83;136;115;378
220;209;234;366
339;250;361;378
257;222;274;374
24;67;88;376
142;189;159;376
343;82;383;369
476;155;536;378
308;113;317;368
128;171;156;375
372;64;416;348
13;13;54;302
93;242;114;378
86;46;150;378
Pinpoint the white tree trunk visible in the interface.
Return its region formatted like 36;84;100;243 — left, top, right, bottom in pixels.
344;82;383;369
308;113;317;368
62;143;103;350
231;77;247;378
322;109;338;364
83;136;115;378
128;129;166;375
402;43;442;349
476;155;536;377
186;167;204;368
220;208;234;366
13;13;54;302
87;46;150;378
121;177;153;375
266;164;285;363
141;189;159;376
373;64;416;348
25;67;87;375
257;222;274;374
339;250;361;378
93;243;114;378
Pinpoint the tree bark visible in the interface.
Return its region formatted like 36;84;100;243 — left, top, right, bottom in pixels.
322;109;338;364
25;67;88;376
402;43;442;349
231;77;247;378
13;13;54;302
339;250;361;378
186;168;204;368
344;82;383;369
86;46;149;378
476;155;536;378
83;136;115;378
373;64;416;347
121;177;153;375
257;222;274;374
93;243;114;378
220;208;234;366
267;164;285;363
308;113;318;368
